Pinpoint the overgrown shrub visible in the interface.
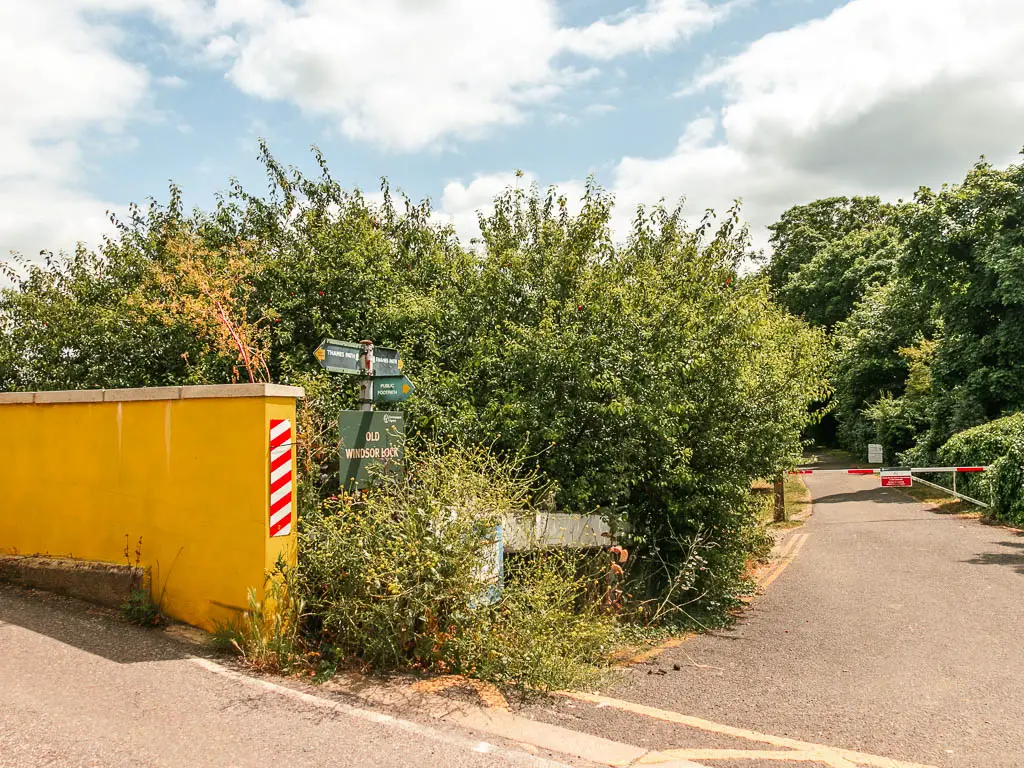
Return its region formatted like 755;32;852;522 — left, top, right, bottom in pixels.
938;413;1024;467
1;145;828;628
298;443;616;689
936;414;1024;523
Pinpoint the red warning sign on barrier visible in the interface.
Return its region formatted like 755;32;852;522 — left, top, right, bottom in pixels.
881;469;912;487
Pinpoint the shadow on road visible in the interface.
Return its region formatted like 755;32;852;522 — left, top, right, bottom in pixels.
812;488;900;505
0;584;198;664
964;540;1024;575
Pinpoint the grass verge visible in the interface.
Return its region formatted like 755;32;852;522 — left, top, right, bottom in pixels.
752;473;812;528
903;484;983;519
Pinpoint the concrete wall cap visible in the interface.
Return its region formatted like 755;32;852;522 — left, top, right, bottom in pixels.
0;392;35;404
180;383;305;400
0;384;305;405
103;386;183;402
33;390;105;404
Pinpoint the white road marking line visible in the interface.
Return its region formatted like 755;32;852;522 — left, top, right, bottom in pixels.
188;657;578;768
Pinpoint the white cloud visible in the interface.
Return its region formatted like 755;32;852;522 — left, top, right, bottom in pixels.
437;172;587;245
166;0;724;152
221;0;565;152
41;0;724;159
584;103;617;115
0;1;149;260
156;74;187;88
548;112;577;126
560;0;729;60
609;0;1024;251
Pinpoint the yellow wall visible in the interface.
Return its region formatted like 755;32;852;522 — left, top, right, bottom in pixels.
0;385;302;630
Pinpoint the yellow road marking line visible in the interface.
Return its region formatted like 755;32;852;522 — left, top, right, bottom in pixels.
410;674;509;710
560;691;936;768
650;748;859;767
643;748;855;765
754;533;801;587
759;533;809;591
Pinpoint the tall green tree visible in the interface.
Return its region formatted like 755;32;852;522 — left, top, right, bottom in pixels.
1;147;829;619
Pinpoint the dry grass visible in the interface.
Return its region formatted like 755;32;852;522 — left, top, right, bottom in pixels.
903;484;983;519
752;473;812;528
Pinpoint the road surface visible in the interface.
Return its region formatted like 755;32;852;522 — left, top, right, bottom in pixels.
524;471;1024;768
4;470;1023;768
0;585;579;768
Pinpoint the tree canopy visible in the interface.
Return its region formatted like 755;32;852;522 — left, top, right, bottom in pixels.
767;152;1024;483
1;145;829;617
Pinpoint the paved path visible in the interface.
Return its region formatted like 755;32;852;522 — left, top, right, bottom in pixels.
524;472;1024;768
0;586;574;768
5;473;1023;768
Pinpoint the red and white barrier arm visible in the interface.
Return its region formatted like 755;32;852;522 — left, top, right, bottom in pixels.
789;468;878;475
912;466;987;473
789;466;988;475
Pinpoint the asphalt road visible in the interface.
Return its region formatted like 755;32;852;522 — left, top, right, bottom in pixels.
525;471;1024;768
0;586;572;768
5;472;1024;768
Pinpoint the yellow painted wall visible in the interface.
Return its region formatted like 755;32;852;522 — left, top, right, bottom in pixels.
0;388;301;630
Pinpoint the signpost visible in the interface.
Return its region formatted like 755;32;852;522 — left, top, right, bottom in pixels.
314;337;414;488
868;443;883;464
338;411;405;491
373;347;403;377
881;468;913;488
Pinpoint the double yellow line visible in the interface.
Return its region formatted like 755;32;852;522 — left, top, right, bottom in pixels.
757;532;810;591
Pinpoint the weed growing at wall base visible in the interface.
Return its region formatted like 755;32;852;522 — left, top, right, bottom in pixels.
119;535;165;627
213;558;307;673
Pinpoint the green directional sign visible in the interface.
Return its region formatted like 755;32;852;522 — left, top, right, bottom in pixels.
373;347;403;377
339;410;405;491
373;375;415;402
314;338;361;374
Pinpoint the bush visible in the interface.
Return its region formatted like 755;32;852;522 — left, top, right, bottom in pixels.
0;146;829;629
938;413;1024;467
936;413;1024;523
298;443;617;689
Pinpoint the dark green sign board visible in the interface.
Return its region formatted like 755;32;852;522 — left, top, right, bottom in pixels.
339;410;405;491
374;375;415;402
315;339;361;374
373;347;403;377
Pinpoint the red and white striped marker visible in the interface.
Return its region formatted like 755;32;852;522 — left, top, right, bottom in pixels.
269;419;293;538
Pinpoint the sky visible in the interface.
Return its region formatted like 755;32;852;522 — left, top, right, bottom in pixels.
3;0;1024;262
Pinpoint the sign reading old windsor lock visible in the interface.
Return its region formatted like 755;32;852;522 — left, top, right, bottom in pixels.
314;338;415;491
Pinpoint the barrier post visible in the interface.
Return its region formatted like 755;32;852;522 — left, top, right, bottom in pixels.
774;475;786;522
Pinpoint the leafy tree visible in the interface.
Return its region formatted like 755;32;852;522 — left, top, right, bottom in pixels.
0;146;829;621
766;196;896;301
766;152;1024;475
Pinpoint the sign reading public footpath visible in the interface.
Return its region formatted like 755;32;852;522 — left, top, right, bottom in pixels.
374;375;414;403
338;411;405;491
881;468;913;488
